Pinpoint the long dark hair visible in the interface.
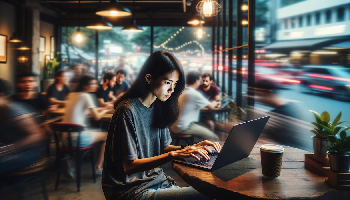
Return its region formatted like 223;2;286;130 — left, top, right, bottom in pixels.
76;75;96;92
114;50;185;129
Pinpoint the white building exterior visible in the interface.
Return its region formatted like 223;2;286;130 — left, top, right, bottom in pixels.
277;0;350;41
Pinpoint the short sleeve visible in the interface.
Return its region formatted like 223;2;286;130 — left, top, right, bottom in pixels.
114;107;139;161
64;85;70;96
160;127;172;150
85;93;97;109
124;82;130;90
194;91;210;109
96;86;103;99
46;84;57;99
213;85;220;96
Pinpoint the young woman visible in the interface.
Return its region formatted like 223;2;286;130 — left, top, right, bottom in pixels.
62;75;111;175
47;70;70;107
102;51;221;200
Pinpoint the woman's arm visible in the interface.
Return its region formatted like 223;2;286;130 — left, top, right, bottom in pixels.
162;145;181;153
123;146;211;176
89;107;110;121
48;97;66;106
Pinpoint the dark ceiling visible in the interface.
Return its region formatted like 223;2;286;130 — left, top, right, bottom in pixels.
40;0;214;26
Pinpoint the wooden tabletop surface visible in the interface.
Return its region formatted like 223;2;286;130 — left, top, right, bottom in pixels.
172;141;350;200
51;108;113;121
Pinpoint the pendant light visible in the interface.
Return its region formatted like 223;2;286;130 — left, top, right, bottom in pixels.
188;1;205;25
74;1;85;43
122;0;143;32
196;0;221;17
96;0;132;17
86;17;113;30
17;44;31;50
9;32;22;43
187;13;205;25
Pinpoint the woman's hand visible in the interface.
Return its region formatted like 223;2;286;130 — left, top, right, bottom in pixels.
169;145;210;161
192;140;222;153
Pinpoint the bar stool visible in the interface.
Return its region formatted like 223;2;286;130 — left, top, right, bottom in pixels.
51;122;96;192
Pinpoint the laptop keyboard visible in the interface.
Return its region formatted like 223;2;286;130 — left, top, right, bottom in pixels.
189;151;219;168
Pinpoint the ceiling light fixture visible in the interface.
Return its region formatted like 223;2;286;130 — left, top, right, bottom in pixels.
96;0;132;17
74;0;85;43
187;13;205;25
9;32;22;43
122;0;143;32
196;0;221;17
86;18;113;30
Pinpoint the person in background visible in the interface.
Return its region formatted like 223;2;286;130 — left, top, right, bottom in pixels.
68;63;84;92
11;72;56;115
114;56;134;84
63;75;111;176
170;71;220;142
0;79;45;175
254;80;314;151
103;51;220;200
197;73;221;132
112;69;130;99
47;70;70;107
96;72;117;107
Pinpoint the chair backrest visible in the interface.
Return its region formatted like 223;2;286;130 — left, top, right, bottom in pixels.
51;122;85;156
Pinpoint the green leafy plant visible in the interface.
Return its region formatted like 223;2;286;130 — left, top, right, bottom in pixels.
309;111;347;138
45;52;61;79
327;127;350;155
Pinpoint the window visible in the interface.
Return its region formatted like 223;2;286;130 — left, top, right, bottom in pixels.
291;18;296;28
298;16;303;27
306;14;311;26
284;19;289;29
337;7;344;22
315;12;321;25
325;10;332;24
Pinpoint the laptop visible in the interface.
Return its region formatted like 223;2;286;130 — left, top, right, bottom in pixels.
173;116;270;171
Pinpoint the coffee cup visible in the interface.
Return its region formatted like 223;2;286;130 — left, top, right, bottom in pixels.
260;144;284;179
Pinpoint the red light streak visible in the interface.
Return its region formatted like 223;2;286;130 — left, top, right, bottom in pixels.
309;74;350;82
310;84;333;91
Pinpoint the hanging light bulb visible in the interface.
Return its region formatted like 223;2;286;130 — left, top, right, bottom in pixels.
242;19;248;26
194;25;205;40
86;18;113;30
187;13;205;25
74;27;84;43
241;4;248;11
196;0;221;17
18;56;28;63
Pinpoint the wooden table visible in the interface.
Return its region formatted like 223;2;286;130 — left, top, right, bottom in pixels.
172;141;350;200
51;108;113;121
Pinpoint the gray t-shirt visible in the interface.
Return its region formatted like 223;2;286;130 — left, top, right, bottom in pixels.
103;98;174;199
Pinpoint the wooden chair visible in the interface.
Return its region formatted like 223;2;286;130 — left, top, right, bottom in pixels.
51;122;96;192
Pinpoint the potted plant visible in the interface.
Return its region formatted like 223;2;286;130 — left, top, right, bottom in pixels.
327;127;350;173
43;52;61;92
309;111;345;162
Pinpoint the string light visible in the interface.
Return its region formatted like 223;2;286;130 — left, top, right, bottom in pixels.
153;27;185;49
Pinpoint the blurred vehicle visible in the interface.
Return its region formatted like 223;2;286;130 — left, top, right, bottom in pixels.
243;65;301;88
275;64;303;77
300;65;350;101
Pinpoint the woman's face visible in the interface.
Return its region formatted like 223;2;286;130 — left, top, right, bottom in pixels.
85;79;98;93
57;72;67;84
150;70;179;102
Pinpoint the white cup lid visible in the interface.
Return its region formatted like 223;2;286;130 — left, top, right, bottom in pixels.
260;144;284;153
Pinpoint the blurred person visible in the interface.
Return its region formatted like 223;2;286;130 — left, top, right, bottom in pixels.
198;73;220;101
114;56;134;84
82;62;94;77
170;71;220;142
68;63;84;92
46;69;70;107
62;75;111;176
197;73;221;132
103;51;220;200
0;79;45;174
253;80;314;151
11;72;56;115
112;69;130;99
96;72;117;107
